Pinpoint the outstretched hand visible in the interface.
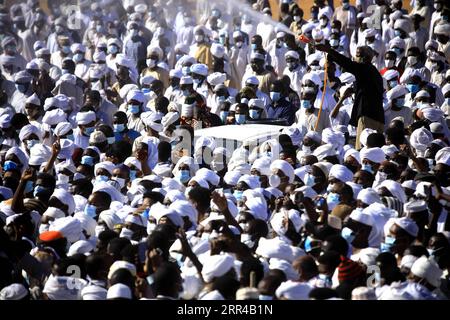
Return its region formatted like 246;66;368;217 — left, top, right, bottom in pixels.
315;43;332;53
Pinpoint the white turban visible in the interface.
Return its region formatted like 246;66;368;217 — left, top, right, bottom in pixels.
54;122;73;137
43;109;67;126
211;43;225;58
94;161;115;176
360;147;386;163
386;85;408;101
196;168;220;186
421;107;445;122
49;216;83;243
223;170;242;186
357;188;381;205
76;111;96;125
329;164;353;183
388;217;418;237
172;156;198;178
190;63;208;76
410;127;433;151
344;148;361;164
281;126;302;146
170;200;198;226
359;128;376;147
350;209;381;247
285;50;299;60
207;72;227;86
275;281;312;300
322;128;345;149
201;253;235;283
270;160;295;183
26;93;40;106
383;69;399;81
127;89;145;104
99;210;122;230
255;237;297;262
51;189;75;215
245;197;268;220
67;240;94;257
269;258;299;281
29;144;52;166
382;144;399;157
410;256;443;288
378;180;407;203
339;72;355;84
251;156;272;176
302;72;321;86
313;144;337;160
237;174;261;189
19;124;42;141
5;147;28;169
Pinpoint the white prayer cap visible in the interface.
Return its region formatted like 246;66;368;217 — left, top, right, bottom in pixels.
238;174;261;189
207;72;226;86
99;210;122;230
307;52;321;66
180;76;193;85
81;285;107;300
270;160;295;183
54;122;73;137
25;93;40;106
245;197;268;220
359;128;376;147
250;52;265;61
0;283;28;300
140;75;155;86
350;209;375;227
400;254;418;270
434;22;450;35
170;200;198;226
305;131;322;143
223;170;242;186
195;168;220;186
378;180;407;203
245;76;259;86
71;43;86;53
172;156;198;178
43;109;67;126
127;89;145;103
169;69;183;79
435;147;450;166
344;148;361;164
360;147;386;163
36;47;50;57
313;161;333;178
256;237;296;262
363;28;377;38
313;144;337;160
29;144;52;166
201;253;235;283
391;217;419;237
442;83;450;96
94;161;115;176
281;126;302;146
322;128;345;148
357;188;381;205
383;69;399;82
211;43;225;58
351;248;380;268
386;85;408;101
107;37;122;48
399;67;423;83
297;186;317;200
108;260;137;279
191;63;208;76
14;70;32;83
107;284;132;300
19;124;42;141
43;97;60;111
5;147;28;168
248;98;264;110
0;114;11;129
329;164;353;183
67;240;94;257
404;199;428;215
269;258;299;281
174;43;189;54
302;72;321;86
415;90;430;99
421;107;445;122
389;36;406;50
76;111;96;125
285;50;299;60
402;180;417;190
381;144;399;157
52;189;76;215
410;256;443;288
147;46;163;60
312;28;324;41
351;286;376;300
275;281;312;300
339;72;355;84
125;213;147;227
49;216;82;243
410;127;433;151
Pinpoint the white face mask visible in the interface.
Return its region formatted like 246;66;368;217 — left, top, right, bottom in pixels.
113;177;126;189
269;174;281;188
240;233;255;248
57;173;70;184
385;59;395;68
195;35;204;43
407;56;418;66
147;58;156;68
39;223;49;234
146;222;156;235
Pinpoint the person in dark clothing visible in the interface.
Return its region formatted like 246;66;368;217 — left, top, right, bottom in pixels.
315;43;385;150
266;80;297;125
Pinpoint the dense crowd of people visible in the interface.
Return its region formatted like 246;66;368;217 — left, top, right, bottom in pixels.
0;0;449;300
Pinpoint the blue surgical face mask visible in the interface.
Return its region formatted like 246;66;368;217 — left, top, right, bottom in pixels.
84;204;97;219
84;126;95;135
73;53;84;63
220;111;228;123
142;88;151;94
341;227;355;244
182;89;190;97
361;164;374;174
128;104;140;114
113;123;125;133
108;45;118;54
16;84;27;93
66;134;74;141
235;114;246;124
304;173;315;187
270;91;281;102
259;295;273;300
96;175;109;183
129;170;137;180
24;181;34;194
327;192;341;204
394;30;402;37
380;235;396;252
301;99;312;108
179;170;190;183
389;80;398;88
3;160;18;171
395;98;405;107
251;43;257;50
81;155;95;166
61;46;71;54
33;185;48;198
234;190;243;201
107;137;115;144
26;139;39;149
249;109;259;119
407;83;419;94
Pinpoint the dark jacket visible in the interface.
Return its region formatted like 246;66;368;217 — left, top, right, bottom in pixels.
327;49;385;126
266;97;297;125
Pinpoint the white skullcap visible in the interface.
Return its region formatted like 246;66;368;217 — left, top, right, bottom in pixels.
400;254;418;270
312;28;324;40
19;124;42;141
275;281;312;300
410;127;433;151
270;160;295;183
391;217;419;237
26;93;40;106
357;188;382;205
127;89;145;103
43;109;67;126
245;76;259;86
94;161;115;176
389;37;406;50
442;83;450;96
43;97;59;111
402;180;417;190
421;107;445;122
108;260;137;279
302;72;321;86
201;253;235;283
256;237;296;262
211;43;225;58
281;126;302;146
399;67;423;83
359;128;376;147
237;174;261;189
67;240;94;257
350;209;375;227
147;46;163;60
387;85;408;101
378;180;407;203
29;144;52;166
223;170;242;186
49;216;82;243
248;98;265;109
415;90;430;99
269;258;299;281
434;22;450;35
329;164;353;183
381;144;399;157
196;168;220;186
322;128;345;149
0;283;29;300
305;131;322;143
344;148;361;164
313;161;333;178
169;69;183;78
313;144;337;160
5;147;28;168
307;52;321;66
383;69;399;82
363;28;377;38
410;256;443;288
436;147;450;166
169;200;198;226
190;63;208;76
285;50;299;60
140;75;155;86
99;210;122;230
180;76;193;85
54;122;73;137
76;111;96;125
245;197;268;220
52;189;76;215
107;284;132;300
339;72;356;84
360;147;386;163
207;72;226;86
